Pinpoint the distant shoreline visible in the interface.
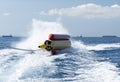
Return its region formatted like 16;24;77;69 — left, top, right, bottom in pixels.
2;35;13;38
102;35;117;38
0;35;119;38
72;35;119;38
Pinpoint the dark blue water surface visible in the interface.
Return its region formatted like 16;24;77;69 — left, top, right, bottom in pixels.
0;36;120;82
73;37;120;67
73;37;120;44
0;37;22;49
1;36;120;67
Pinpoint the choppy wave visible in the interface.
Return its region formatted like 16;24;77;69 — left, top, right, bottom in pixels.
0;41;120;82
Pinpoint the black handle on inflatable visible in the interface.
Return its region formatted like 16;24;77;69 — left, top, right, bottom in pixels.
44;40;53;51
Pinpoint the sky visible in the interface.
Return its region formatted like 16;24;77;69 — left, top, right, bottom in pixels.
0;0;120;37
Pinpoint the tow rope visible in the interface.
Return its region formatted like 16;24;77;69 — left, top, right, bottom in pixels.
5;46;40;54
8;46;40;51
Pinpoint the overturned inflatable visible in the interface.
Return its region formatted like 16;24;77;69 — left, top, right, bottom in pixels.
38;34;71;55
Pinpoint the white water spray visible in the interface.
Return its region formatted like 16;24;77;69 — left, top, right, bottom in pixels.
16;19;69;49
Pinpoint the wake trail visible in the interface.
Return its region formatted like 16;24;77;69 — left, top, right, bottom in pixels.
0;19;120;82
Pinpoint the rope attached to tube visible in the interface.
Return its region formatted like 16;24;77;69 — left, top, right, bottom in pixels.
5;46;40;54
8;46;40;51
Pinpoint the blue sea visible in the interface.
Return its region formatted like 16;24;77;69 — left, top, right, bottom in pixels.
0;37;120;82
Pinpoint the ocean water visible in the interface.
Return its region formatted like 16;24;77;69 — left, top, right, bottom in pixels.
0;37;120;82
0;20;120;82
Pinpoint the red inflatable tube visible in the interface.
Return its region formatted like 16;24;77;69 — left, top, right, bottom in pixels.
51;50;57;55
49;34;70;40
51;50;60;55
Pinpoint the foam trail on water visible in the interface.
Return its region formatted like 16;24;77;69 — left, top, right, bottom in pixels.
0;19;69;82
8;53;57;82
86;43;120;51
69;41;120;82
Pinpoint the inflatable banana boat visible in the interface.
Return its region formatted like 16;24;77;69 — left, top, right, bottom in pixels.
38;34;71;55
